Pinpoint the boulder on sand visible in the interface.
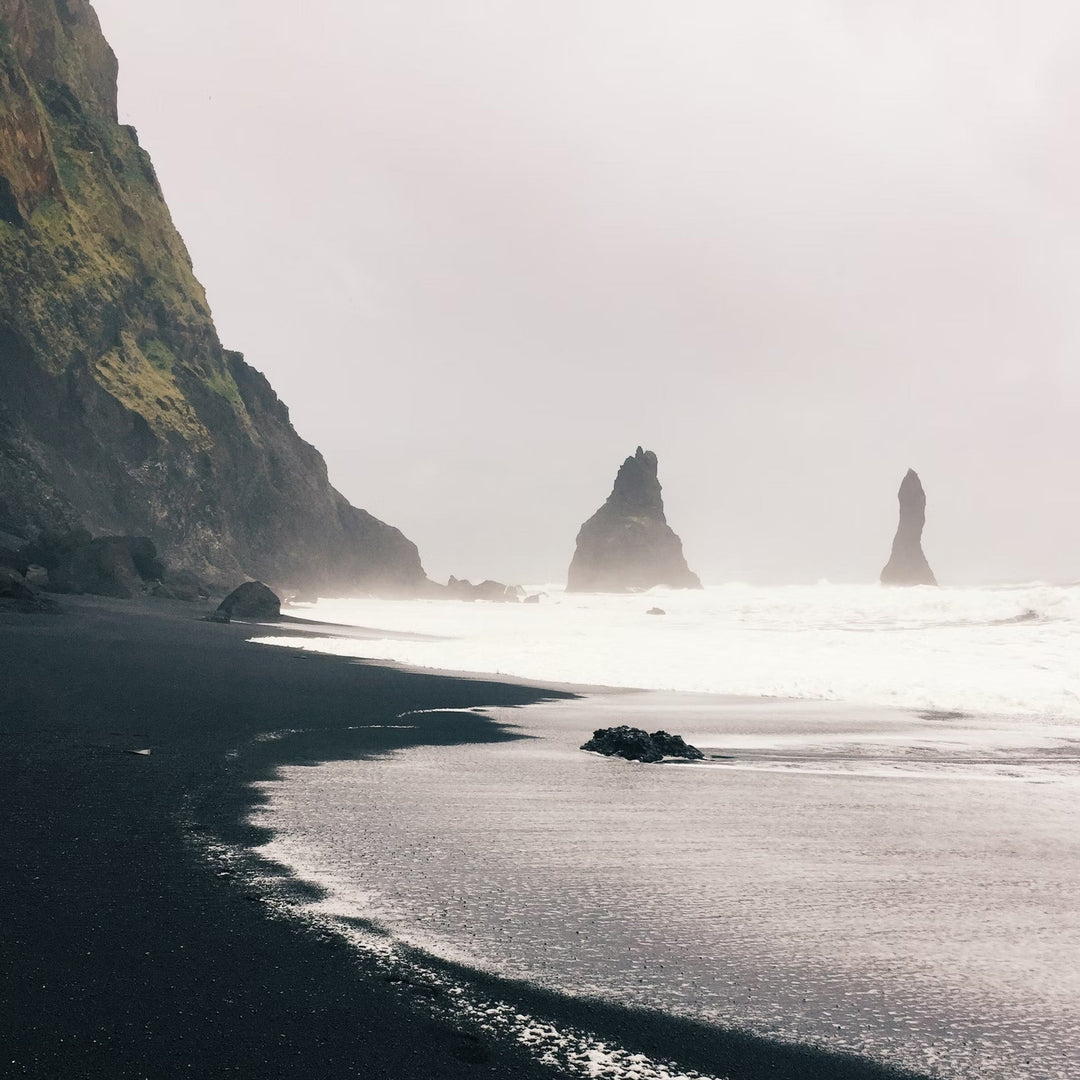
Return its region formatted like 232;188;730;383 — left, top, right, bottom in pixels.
649;731;705;759
580;726;704;763
216;581;281;620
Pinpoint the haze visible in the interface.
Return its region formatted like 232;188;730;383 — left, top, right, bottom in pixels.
91;1;1080;586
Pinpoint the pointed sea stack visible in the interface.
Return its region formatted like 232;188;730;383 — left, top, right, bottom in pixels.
880;469;937;586
567;447;702;592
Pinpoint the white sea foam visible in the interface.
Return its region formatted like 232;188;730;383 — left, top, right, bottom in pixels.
248;692;1080;1080
241;585;1080;1079
253;582;1080;720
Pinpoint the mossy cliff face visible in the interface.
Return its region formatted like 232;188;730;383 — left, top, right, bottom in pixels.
0;0;425;592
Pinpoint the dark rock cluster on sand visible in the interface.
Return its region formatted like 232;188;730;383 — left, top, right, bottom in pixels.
581;726;705;763
27;531;163;598
0;528;215;609
880;469;937;586
215;581;282;621
0;565;57;612
0;0;424;595
567;447;702;593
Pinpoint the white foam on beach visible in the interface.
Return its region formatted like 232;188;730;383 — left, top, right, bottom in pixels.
181;796;725;1080
240;584;1080;1079
253;582;1080;721
247;833;723;1080
247;695;1080;1080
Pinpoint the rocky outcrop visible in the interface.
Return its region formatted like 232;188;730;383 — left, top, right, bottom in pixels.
880;469;937;586
20;529;165;597
149;569;208;602
0;564;57;611
581;726;705;764
0;543;28;576
0;0;425;595
444;576;523;603
12;527;210;599
51;534;161;597
217;581;280;620
567;447;701;592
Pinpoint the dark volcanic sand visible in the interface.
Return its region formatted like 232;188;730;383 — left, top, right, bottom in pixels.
0;597;927;1080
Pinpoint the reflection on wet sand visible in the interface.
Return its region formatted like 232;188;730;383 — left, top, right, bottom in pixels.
255;693;1080;1080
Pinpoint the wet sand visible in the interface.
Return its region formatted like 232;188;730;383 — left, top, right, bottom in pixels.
257;692;1078;1078
0;595;927;1079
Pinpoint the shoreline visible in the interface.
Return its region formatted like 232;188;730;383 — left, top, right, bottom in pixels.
1;595;929;1079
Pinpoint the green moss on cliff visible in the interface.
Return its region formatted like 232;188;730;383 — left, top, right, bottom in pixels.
93;334;211;448
0;0;425;592
203;370;244;410
141;337;175;372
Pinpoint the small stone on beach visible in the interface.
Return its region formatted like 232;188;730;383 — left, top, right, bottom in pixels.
580;726;704;763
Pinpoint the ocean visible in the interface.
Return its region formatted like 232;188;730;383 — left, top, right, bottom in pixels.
245;584;1080;1079
254;582;1080;719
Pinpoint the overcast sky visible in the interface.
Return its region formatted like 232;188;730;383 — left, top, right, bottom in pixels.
92;1;1080;585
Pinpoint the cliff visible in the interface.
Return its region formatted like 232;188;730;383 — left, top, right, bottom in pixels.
0;0;425;592
567;446;701;592
880;469;937;586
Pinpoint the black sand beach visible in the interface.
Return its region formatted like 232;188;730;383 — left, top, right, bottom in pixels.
0;597;929;1080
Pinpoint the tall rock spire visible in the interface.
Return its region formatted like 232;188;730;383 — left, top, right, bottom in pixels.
567;447;702;592
880;469;937;586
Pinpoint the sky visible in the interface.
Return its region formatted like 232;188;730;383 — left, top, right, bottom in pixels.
91;0;1080;586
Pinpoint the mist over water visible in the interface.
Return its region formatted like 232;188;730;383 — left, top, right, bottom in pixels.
92;0;1080;585
255;582;1080;720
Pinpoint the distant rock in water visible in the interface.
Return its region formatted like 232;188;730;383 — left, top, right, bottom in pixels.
217;581;281;620
444;577;523;603
880;469;937;586
567;447;702;593
581;726;705;764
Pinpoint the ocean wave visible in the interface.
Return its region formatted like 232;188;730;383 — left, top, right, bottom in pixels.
255;583;1080;721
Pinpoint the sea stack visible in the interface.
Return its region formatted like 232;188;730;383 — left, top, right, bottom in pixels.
880;469;937;586
567;447;702;592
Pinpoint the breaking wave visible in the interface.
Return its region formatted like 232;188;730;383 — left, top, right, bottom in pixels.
252;582;1080;720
